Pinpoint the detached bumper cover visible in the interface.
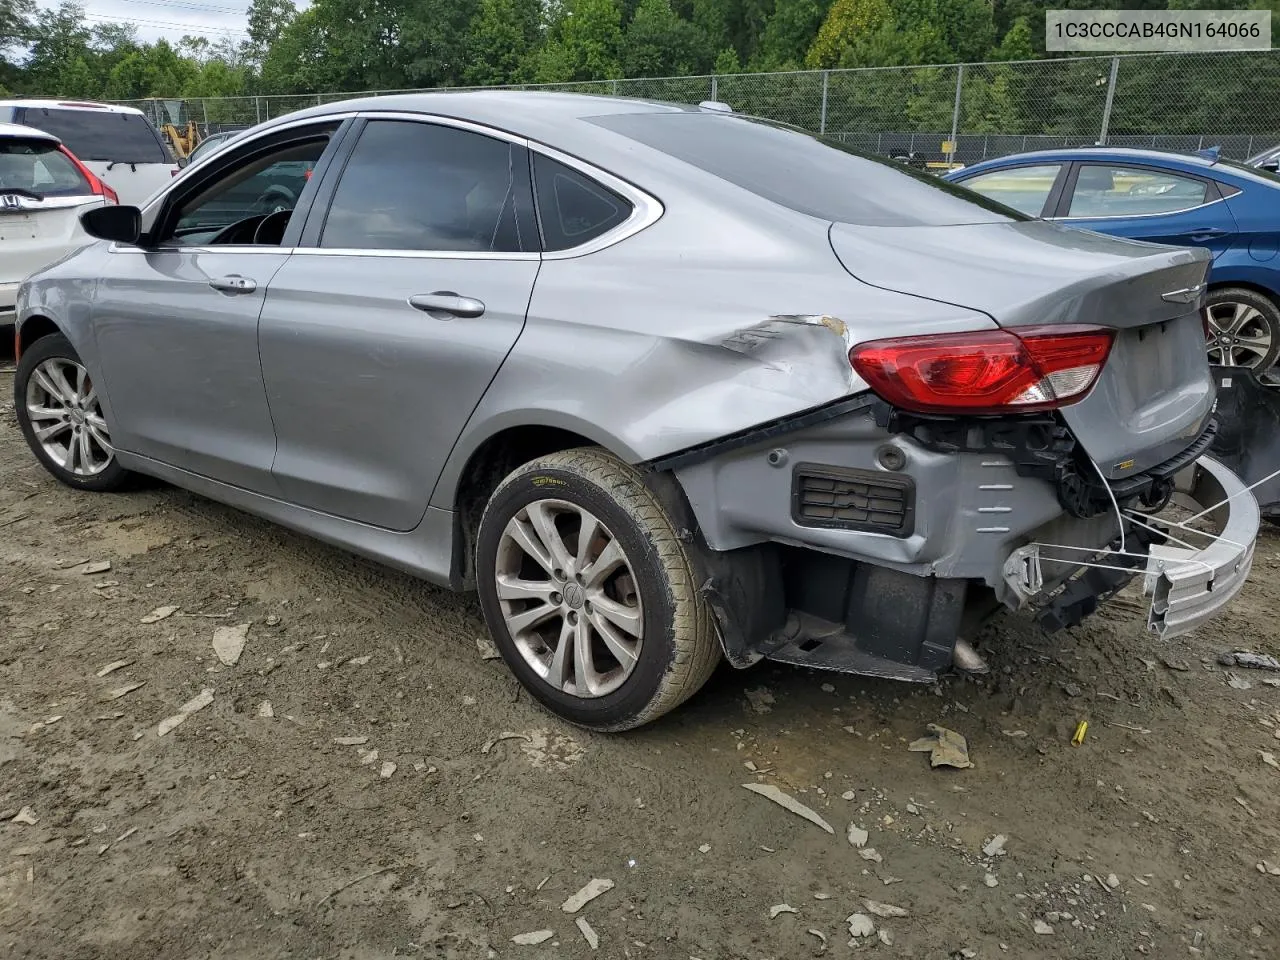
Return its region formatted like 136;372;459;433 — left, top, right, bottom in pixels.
1145;455;1259;639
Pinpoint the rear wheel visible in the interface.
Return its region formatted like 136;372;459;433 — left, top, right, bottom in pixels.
1204;287;1280;373
475;448;720;732
14;333;131;492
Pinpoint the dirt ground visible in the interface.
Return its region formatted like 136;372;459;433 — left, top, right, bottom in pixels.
3;349;1280;960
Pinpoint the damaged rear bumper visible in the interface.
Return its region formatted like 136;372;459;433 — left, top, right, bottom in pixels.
1144;456;1259;638
1004;454;1259;641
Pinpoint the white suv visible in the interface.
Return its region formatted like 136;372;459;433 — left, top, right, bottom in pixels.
0;100;178;206
1;122;116;326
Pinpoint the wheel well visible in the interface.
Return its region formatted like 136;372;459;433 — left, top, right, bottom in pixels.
452;426;597;588
1208;280;1280;307
16;315;61;357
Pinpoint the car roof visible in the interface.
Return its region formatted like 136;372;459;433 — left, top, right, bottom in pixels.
0;98;145;117
952;146;1231;176
255;90;699;158
951;145;1280;192
0;120;60;143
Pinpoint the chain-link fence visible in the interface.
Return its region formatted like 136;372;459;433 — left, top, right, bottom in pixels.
118;49;1280;164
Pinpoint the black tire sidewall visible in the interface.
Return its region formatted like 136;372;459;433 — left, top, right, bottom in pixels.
1206;287;1280;373
14;334;129;493
476;463;681;729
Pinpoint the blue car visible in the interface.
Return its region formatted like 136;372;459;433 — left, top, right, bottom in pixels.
946;147;1280;375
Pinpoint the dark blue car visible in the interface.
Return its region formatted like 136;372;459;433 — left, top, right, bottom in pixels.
946;147;1280;376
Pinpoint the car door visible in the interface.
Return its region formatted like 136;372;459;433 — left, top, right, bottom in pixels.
90;119;348;492
1054;162;1239;260
256;116;541;531
952;163;1067;217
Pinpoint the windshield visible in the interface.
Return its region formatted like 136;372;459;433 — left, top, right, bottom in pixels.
0;138;93;198
589;111;1029;226
16;107;169;164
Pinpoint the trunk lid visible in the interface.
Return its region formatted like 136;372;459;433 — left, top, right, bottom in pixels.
830;220;1216;479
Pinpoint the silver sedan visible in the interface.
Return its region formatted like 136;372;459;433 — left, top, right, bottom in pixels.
12;92;1259;730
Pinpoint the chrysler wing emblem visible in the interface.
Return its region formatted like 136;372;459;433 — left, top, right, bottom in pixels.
1;194;22;211
1161;284;1205;304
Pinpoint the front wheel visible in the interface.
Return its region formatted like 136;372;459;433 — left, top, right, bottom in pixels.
1204;287;1280;373
14;333;132;492
475;448;720;732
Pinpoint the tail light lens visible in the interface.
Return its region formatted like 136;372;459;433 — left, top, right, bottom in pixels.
58;146;118;204
849;325;1115;415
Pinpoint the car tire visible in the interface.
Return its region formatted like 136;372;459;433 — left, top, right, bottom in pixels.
1204;287;1280;373
14;333;132;493
475;447;720;732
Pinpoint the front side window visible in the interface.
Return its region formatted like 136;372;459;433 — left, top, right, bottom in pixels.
957;164;1063;217
17;107;168;164
1067;165;1211;218
319;120;529;253
0;139;93;198
167;137;328;244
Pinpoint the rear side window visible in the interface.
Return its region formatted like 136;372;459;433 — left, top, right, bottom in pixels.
591;112;1027;227
533;154;632;250
320;120;532;253
15;107;168;164
0;138;93;198
1067;164;1211;218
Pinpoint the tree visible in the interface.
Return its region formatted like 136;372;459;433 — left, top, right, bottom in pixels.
464;0;543;85
23;2;94;95
990;15;1032;61
622;0;710;77
244;0;297;67
806;0;892;69
533;0;623;82
1;0;35;89
754;0;830;70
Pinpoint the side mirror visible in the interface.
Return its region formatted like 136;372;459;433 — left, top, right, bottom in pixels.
81;205;142;245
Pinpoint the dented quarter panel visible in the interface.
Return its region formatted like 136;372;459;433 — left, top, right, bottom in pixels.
429;183;993;510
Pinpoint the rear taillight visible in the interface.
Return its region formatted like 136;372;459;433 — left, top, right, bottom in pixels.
849;325;1115;415
58;146;118;204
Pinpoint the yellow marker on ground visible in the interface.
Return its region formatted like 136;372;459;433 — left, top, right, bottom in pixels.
1072;721;1088;746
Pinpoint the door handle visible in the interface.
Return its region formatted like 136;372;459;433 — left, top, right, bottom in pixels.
408;292;486;319
1188;228;1228;241
209;275;257;294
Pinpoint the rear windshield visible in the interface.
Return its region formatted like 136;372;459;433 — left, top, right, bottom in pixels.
589;112;1028;227
0;138;93;198
15;107;169;164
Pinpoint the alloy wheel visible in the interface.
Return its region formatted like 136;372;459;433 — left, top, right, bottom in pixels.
24;358;115;477
1205;300;1274;369
494;499;643;699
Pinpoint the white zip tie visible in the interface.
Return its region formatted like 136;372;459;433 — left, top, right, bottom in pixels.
1128;509;1248;551
1121;510;1216;553
1089;454;1127;555
1027;541;1215;578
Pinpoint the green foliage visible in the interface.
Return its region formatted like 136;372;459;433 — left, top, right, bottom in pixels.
0;0;1274;160
464;0;542;85
533;0;624;82
623;0;712;76
807;0;892;69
